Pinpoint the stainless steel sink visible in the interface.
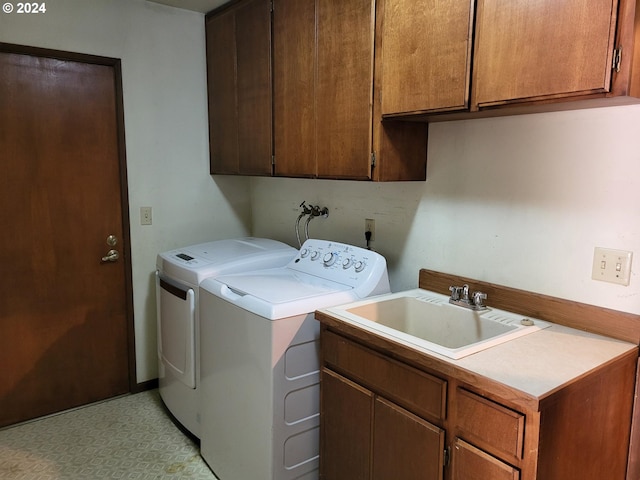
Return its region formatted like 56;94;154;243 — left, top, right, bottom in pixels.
324;289;550;359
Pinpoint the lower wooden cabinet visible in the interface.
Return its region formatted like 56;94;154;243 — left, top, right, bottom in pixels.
321;368;444;480
319;326;636;480
321;369;372;480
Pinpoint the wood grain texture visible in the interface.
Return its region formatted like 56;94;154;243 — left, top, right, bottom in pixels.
380;0;474;115
273;0;317;177
0;48;131;426
471;0;618;107
206;0;272;175
627;359;640;480
235;0;272;175
418;269;640;344
315;0;374;180
206;10;239;174
372;397;445;480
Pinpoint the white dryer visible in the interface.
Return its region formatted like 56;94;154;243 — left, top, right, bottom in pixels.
199;239;390;480
155;237;297;438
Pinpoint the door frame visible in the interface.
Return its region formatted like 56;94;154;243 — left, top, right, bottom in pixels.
0;42;138;393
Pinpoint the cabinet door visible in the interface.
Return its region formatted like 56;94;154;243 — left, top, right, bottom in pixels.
206;0;272;175
316;0;374;179
451;438;520;480
235;0;272;175
321;369;372;480
273;0;316;177
373;397;445;480
472;0;619;107
380;0;474;115
206;9;238;174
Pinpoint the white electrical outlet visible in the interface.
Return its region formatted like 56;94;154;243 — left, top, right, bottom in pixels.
365;218;375;242
591;247;632;286
140;207;152;226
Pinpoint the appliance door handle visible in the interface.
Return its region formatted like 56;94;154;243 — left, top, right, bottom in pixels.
159;276;189;300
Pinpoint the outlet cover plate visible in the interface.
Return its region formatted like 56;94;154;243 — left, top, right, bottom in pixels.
592;247;632;286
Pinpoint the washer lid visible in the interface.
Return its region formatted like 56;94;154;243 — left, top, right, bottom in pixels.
207;268;357;319
217;268;352;305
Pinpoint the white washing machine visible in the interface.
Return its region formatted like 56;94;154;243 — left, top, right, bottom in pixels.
199;239;390;480
155;237;297;438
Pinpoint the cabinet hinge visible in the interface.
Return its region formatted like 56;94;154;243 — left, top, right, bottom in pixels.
271;154;275;166
270;0;274;12
370;152;376;167
613;47;622;73
444;446;451;467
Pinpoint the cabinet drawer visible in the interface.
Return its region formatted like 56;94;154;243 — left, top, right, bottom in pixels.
455;388;524;461
452;438;520;480
322;330;446;423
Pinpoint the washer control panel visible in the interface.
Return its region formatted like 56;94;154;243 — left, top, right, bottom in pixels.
292;239;387;289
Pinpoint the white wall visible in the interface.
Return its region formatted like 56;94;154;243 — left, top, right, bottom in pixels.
252;105;640;318
0;0;252;383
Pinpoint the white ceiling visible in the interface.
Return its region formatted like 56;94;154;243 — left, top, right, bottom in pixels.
146;0;231;14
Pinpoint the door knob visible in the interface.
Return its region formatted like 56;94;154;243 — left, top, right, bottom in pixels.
101;249;119;262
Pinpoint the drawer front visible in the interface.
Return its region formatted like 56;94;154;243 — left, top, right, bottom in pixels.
322;329;446;423
455;388;525;461
452;438;520;480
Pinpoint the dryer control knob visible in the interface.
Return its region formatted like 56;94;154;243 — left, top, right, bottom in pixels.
342;257;353;269
323;252;337;266
300;248;310;258
354;260;366;273
310;250;320;260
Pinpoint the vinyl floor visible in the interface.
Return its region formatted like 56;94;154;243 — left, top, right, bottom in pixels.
0;390;218;480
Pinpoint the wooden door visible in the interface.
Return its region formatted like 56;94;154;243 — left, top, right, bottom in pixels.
372;397;445;480
315;0;374;179
472;0;619;107
0;47;132;427
206;0;272;175
207;8;239;174
273;0;317;177
379;0;474;115
320;369;372;480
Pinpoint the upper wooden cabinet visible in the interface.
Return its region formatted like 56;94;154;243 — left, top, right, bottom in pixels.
273;0;427;181
472;0;619;107
379;0;475;115
381;0;640;120
206;0;272;175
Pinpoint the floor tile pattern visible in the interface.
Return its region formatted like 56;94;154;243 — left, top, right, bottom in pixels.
0;390;217;480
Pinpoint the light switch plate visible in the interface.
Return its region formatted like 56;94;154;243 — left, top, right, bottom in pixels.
592;247;633;286
140;206;152;225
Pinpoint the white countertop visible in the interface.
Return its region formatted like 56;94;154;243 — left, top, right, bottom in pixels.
319;288;638;400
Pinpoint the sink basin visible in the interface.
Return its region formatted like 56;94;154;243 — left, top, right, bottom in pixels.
324;289;551;359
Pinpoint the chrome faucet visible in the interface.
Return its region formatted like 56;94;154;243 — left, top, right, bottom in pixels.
448;284;488;310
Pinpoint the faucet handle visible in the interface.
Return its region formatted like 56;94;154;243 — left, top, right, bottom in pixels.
449;285;463;300
472;291;487;308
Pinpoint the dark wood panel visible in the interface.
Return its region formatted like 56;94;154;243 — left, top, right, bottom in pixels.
472;0;617;107
315;0;374;179
455;388;524;463
373;397;445;480
273;0;317;177
323;329;447;424
206;10;239;174
451;438;520;480
536;353;636;480
0;47;132;426
235;0;272;175
320;369;372;480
